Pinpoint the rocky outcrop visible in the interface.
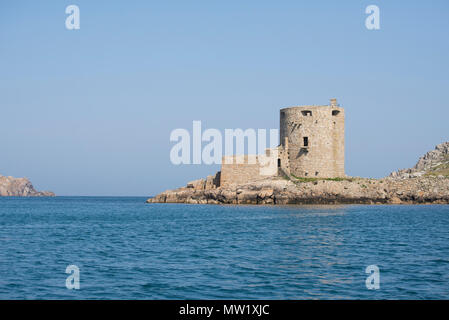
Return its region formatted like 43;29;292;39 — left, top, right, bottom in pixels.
390;142;449;179
186;172;221;191
147;175;449;205
147;142;449;205
0;175;55;197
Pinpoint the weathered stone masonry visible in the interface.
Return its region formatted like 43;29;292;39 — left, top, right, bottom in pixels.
279;98;345;178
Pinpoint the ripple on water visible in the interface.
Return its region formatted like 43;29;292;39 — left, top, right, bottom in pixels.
1;198;449;299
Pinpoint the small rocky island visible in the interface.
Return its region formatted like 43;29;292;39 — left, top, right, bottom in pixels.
148;101;448;205
0;175;54;197
147;142;449;205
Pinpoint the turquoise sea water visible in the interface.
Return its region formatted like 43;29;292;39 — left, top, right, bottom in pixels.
0;197;448;299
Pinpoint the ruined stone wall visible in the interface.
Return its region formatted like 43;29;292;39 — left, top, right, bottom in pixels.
220;155;261;186
220;151;278;187
280;102;345;178
259;148;279;177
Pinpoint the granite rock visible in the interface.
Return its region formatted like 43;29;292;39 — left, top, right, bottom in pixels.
0;174;55;197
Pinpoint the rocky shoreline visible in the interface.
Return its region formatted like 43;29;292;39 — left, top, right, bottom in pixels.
147;176;449;205
0;175;55;197
147;142;449;205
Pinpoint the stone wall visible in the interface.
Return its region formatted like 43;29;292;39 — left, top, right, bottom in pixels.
278;140;290;176
220;151;278;187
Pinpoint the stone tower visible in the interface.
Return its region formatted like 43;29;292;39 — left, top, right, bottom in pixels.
279;98;345;178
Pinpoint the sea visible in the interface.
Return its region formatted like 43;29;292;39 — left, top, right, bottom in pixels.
0;197;448;299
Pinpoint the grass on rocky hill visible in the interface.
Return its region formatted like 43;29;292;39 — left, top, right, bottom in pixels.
425;160;449;177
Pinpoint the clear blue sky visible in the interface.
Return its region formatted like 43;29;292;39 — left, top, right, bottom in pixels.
1;1;448;196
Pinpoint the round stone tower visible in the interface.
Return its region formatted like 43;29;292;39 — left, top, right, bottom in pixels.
279;98;345;178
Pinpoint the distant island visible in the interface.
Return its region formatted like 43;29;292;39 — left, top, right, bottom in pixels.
0;175;54;197
147;99;448;205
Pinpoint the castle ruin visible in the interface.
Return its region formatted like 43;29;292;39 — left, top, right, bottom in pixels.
220;98;345;186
